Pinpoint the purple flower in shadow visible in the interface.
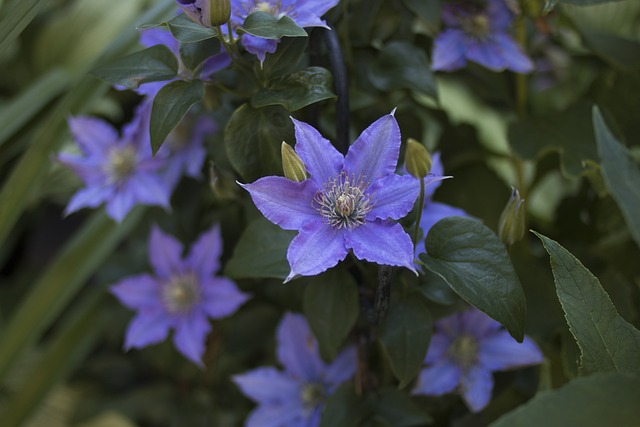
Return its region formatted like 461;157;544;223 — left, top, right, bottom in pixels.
240;113;427;282
110;224;250;366
412;307;544;412
226;0;340;63
234;312;356;427
58;103;170;222
432;0;533;73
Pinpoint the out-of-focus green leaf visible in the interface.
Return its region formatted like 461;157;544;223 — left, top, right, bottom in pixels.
224;103;293;181
593;107;640;248
581;31;640;71
369;41;437;99
491;373;640;427
0;69;71;149
378;294;432;388
179;37;221;71
252;67;335;111
402;0;440;34
239;11;307;39
165;13;216;43
535;232;640;375
319;383;371;427
92;45;178;89
420;217;526;342
303;269;359;361
0;0;46;55
262;37;307;79
225;217;295;280
372;389;433;427
2;289;108;427
150;79;204;154
0;210;143;382
509;103;597;177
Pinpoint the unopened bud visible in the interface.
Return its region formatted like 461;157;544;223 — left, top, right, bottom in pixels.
281;142;307;182
405;138;432;179
176;0;231;28
209;161;237;199
498;188;526;245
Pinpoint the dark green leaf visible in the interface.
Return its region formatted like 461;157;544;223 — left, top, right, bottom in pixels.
262;37;308;79
593;106;640;248
224;103;294;181
179;37;221;71
252;67;336;111
166;13;217;43
509;103;597;177
225;217;295;280
239;11;307;39
490;373;640;427
378;294;432;388
580;30;640;71
546;0;629;10
419;216;526;342
534;232;640;375
92;45;178;89
369;41;437;99
150;79;204;154
303;269;359;361
402;0;440;33
319;383;371;427
373;389;434;427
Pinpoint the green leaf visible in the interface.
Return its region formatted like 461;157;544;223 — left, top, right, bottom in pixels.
225;217;295;280
179;37;221;71
378;294;432;388
534;232;640;375
224;103;294;181
165;12;216;43
319;383;371;427
419;216;526;342
303;269;359;361
150;79;204;154
490;373;640;427
262;37;308;79
252;67;336;111
372;389;434;427
369;41;438;99
92;45;178;89
509;103;597;177
0;0;47;55
593;106;640;249
239;11;307;39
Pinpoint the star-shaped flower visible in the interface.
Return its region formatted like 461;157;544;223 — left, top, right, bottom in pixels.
412;307;544;412
59;103;171;222
432;0;533;73
234;312;356;427
240;113;425;281
110;224;250;366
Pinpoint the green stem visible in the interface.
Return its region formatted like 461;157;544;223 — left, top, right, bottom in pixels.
412;178;426;246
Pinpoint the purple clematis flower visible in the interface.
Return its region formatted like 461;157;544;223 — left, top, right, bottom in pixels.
225;0;340;63
110;224;250;366
234;312;356;427
412;307;544;412
432;0;533;73
59;103;171;222
240;113;426;282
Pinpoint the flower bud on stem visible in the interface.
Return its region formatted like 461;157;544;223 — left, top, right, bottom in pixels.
281;142;307;182
498;187;526;245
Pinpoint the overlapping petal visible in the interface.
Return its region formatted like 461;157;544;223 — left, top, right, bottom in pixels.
292;118;343;187
124;308;172;350
245;399;305;427
467;39;507;71
201;277;250;319
105;188;137;223
413;360;461;396
432;30;468;71
110;274;160;310
324;346;357;386
286;221;348;281
173;310;212;366
64;185;113;216
478;332;544;371
187;224;223;277
149;225;185;279
494;34;534;73
233;367;302;404
345;221;416;273
460;366;494;413
366;174;420;221
67;117;117;154
277;313;324;382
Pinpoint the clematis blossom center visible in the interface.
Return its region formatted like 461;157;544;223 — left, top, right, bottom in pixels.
162;273;202;314
250;0;287;18
300;382;326;412
449;334;479;370
463;14;490;39
313;172;373;230
105;145;137;183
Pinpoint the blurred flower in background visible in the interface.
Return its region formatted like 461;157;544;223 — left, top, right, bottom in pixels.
234;312;356;427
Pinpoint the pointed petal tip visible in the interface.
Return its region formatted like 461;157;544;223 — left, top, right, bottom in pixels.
390;107;397;116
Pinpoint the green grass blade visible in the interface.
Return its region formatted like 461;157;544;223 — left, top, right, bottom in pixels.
0;0;47;55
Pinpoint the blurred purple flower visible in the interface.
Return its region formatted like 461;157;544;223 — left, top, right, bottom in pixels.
59;103;171;222
234;312;356;427
432;0;533;73
110;224;250;366
225;0;340;63
412;307;544;412
240;113;430;281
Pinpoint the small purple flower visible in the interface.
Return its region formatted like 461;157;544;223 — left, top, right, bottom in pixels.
412;307;544;412
226;0;340;63
59;103;171;222
240;113;423;281
234;312;356;427
432;0;533;73
110;224;250;366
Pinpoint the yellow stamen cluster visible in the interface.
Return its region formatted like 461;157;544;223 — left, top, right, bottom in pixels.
161;273;201;315
313;172;373;230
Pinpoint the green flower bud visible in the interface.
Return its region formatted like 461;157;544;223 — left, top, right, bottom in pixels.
177;0;230;28
498;188;526;245
281;142;308;182
405;138;432;179
209;161;236;199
